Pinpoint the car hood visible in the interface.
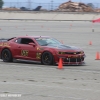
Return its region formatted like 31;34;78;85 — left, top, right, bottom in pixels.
43;44;82;51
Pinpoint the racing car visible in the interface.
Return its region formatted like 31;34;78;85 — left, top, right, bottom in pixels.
0;36;85;65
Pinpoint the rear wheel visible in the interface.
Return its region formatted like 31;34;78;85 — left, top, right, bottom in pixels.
41;52;53;65
1;49;13;62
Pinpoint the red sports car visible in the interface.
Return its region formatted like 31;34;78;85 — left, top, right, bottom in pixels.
0;36;85;65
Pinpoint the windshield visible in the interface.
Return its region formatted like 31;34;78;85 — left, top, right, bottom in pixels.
35;37;62;46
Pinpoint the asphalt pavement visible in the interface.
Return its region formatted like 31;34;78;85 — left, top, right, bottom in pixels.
0;20;100;100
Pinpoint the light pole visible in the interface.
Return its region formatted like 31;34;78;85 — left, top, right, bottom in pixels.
28;0;31;10
51;0;53;11
17;0;19;8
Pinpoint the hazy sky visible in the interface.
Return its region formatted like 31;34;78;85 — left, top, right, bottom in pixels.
3;0;100;3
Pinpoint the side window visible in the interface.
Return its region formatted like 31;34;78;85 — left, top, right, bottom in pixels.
15;38;34;45
20;38;34;45
15;38;21;44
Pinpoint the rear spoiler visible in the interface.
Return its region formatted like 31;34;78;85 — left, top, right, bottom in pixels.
0;37;16;42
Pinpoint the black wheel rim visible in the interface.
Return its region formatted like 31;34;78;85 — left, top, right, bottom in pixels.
3;51;10;60
43;53;51;64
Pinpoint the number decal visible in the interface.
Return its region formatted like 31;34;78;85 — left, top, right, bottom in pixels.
21;50;29;56
36;53;41;59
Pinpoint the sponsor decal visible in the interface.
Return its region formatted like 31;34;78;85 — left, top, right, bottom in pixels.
37;47;40;50
37;47;44;51
0;43;10;47
0;43;3;46
21;50;29;56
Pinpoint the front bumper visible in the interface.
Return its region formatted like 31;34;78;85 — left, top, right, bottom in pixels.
55;54;86;65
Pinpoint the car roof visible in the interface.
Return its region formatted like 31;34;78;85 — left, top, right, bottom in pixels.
17;36;50;38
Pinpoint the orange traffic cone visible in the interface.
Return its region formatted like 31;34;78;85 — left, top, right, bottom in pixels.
95;52;100;60
89;41;92;45
58;58;63;69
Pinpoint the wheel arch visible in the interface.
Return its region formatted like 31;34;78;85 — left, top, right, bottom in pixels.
1;47;12;59
41;50;56;65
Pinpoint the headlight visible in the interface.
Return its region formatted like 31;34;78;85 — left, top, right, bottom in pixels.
81;51;84;54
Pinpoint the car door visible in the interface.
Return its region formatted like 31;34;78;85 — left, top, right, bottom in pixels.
14;38;37;60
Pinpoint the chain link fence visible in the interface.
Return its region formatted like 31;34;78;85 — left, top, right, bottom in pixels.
3;2;100;11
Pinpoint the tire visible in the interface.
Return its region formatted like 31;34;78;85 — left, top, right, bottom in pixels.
41;52;53;65
1;49;13;62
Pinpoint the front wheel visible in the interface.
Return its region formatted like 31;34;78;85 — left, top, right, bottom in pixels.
1;49;13;62
41;52;53;65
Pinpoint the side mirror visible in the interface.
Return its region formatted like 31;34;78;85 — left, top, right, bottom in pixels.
29;42;36;46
